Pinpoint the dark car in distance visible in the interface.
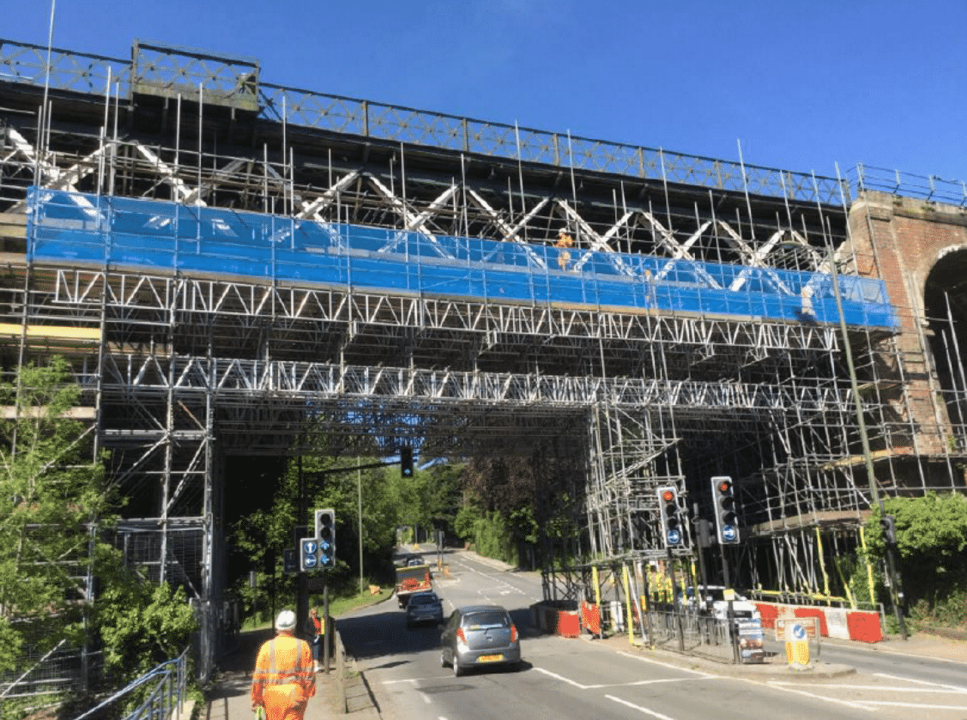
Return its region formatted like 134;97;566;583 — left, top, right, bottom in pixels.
439;605;521;676
405;591;444;628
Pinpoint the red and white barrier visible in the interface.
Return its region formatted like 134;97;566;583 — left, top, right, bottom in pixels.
755;601;883;643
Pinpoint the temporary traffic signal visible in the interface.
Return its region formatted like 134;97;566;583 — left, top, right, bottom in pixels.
400;447;414;478
656;486;687;549
711;476;740;545
315;508;336;568
881;514;898;545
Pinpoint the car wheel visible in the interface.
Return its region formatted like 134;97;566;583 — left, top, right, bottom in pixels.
452;656;462;677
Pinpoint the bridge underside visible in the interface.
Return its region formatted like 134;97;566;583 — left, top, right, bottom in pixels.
2;39;964;677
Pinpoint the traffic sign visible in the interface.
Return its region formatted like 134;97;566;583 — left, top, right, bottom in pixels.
300;537;319;571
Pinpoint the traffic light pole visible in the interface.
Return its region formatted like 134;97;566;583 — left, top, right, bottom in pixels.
297;455;308;643
667;547;684;652
719;549;739;664
323;572;330;674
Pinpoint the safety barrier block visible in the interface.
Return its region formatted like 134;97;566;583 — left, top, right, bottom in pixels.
581;600;602;636
846;611;883;643
532;602;580;638
793;607;829;637
755;602;779;629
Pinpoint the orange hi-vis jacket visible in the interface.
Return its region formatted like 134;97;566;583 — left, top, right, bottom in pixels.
251;632;316;720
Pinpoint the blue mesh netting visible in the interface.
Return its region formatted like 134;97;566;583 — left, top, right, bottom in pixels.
26;188;897;329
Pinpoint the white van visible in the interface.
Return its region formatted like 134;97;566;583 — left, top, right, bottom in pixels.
685;585;761;621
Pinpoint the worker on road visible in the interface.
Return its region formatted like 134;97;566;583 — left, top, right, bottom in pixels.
251;610;316;720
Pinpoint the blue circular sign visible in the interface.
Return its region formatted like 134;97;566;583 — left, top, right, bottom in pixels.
792;623;806;640
667;529;682;545
722;525;737;542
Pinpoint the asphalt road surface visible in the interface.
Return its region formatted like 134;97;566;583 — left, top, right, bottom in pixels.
335;547;967;720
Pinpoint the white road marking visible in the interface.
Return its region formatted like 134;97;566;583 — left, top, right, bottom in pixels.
382;677;427;685
606;694;679;719
532;667;589;689
874;672;967;694
771;680;967;694
858;701;967;710
615;651;715;677
762;680;873;711
533;665;715;691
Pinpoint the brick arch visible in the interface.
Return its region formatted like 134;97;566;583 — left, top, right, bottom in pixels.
923;248;967;427
848;192;967;459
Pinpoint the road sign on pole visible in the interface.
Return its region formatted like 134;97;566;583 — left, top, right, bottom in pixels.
300;537;319;571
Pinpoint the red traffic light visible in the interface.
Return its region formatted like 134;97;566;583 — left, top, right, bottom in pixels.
661;489;676;503
717;480;732;494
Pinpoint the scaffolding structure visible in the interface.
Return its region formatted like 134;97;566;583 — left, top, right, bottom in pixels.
2;39;967;676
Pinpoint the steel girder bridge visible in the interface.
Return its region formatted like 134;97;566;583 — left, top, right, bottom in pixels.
0;38;917;674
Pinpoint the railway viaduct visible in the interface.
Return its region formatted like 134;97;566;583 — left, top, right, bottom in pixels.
1;38;966;676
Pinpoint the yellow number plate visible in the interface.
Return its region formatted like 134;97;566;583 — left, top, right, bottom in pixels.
478;654;503;663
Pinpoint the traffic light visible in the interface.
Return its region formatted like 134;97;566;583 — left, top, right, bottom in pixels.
656;486;687;549
711;475;740;545
299;537;319;572
881;514;898;545
400;446;414;478
315;508;336;568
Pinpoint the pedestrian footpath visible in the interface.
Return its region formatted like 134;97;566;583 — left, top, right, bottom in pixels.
204;628;359;720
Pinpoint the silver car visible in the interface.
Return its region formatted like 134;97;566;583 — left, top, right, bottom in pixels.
405;591;444;628
439;605;521;677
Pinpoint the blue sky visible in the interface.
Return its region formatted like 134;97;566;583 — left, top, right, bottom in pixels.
12;0;967;184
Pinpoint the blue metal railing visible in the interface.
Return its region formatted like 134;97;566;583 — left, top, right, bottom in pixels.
73;647;189;720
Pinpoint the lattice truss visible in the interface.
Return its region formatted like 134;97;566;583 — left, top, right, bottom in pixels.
0;84;921;585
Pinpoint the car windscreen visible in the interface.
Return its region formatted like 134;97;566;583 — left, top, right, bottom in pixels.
462;611;509;628
410;595;437;605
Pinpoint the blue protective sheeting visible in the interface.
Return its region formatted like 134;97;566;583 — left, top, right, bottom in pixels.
26;188;898;329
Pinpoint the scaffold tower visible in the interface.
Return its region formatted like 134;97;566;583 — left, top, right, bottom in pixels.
2;38;966;677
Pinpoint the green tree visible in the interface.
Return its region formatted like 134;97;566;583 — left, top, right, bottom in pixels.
0;358;114;672
94;573;198;681
398;460;463;541
867;493;967;625
231;450;405;615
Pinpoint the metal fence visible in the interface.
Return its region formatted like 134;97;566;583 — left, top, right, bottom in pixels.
647;610;737;662
0;642;104;714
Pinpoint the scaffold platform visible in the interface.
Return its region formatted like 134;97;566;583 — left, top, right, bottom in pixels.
29;188;897;329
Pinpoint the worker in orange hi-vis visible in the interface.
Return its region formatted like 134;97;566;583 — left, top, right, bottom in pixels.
554;228;575;271
251;610;316;720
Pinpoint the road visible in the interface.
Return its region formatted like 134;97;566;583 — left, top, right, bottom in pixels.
334;547;967;720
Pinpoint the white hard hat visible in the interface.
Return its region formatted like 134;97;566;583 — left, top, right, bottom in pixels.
275;610;297;631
